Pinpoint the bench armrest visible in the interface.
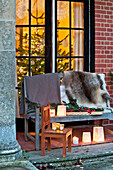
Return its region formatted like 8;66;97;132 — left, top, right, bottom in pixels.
25;97;41;108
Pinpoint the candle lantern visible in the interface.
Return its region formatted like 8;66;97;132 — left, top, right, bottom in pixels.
60;124;64;131
73;136;79;145
82;132;91;143
93;126;104;142
50;109;55;117
57;105;66;117
52;123;57;130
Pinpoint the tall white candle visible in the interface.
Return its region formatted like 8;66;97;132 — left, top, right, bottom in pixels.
73;136;79;145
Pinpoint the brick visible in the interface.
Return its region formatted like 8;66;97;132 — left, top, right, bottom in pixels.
105;24;110;27
95;23;100;27
95;41;100;45
107;19;113;23
110;7;113;10
107;2;113;6
95;32;101;36
105;33;110;36
95;18;106;23
107;37;113;41
95;46;106;50
107;46;113;50
104;6;110;10
105;51;110;54
107;28;112;32
95;28;106;32
95;10;106;14
107;55;112;58
96;37;106;40
96;64;106;67
95;2;106;6
107;11;112;15
105;42;110;45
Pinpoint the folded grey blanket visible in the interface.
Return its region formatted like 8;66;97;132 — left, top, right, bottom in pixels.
20;73;61;116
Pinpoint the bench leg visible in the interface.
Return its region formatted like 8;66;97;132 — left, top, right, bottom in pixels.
68;135;71;152
63;136;66;157
41;136;45;156
25;119;28;141
47;137;51;151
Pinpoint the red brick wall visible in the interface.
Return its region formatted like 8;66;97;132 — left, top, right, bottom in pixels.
95;0;113;108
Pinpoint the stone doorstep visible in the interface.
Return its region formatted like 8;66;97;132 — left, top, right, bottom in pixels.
27;142;113;166
0;159;37;170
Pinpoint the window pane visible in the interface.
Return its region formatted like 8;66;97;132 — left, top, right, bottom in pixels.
31;0;45;25
71;58;84;71
16;27;29;56
57;1;69;27
31;27;45;56
16;58;29;86
57;58;69;73
71;2;84;28
31;58;45;75
57;30;69;56
71;30;84;56
16;0;29;25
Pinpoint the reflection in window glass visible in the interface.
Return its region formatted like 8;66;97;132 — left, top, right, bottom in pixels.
71;30;84;56
71;58;84;71
31;58;45;75
31;0;45;25
71;2;84;28
57;58;69;73
16;27;29;56
57;30;69;56
31;27;45;56
16;58;29;86
57;1;69;27
16;0;29;25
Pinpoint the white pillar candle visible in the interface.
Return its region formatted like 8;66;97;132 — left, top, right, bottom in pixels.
82;132;91;143
93;126;104;142
73;136;79;145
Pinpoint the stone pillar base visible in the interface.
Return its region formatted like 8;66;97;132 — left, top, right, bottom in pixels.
0;141;22;162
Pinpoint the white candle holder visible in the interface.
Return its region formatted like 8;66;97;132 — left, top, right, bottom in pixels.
73;136;79;145
60;124;64;131
52;123;57;130
57;105;66;117
93;126;104;142
82;132;91;143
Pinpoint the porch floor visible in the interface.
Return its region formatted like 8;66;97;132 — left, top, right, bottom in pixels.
16;125;113;167
16;125;113;152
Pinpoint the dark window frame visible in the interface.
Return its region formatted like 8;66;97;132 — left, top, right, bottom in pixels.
55;0;95;72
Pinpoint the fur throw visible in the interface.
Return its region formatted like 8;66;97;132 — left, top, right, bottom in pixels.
61;71;111;112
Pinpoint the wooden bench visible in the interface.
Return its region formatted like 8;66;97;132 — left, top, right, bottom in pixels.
24;72;113;150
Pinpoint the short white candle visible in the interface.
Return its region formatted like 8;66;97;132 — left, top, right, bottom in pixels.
73;136;79;145
50;109;55;117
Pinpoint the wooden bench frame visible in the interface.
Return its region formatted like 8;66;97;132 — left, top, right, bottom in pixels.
24;73;113;150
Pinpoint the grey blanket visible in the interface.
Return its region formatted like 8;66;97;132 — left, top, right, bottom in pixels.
20;73;61;115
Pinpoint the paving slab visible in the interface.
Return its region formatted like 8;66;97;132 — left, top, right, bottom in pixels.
27;142;113;165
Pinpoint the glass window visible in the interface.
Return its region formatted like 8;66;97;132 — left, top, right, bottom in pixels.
56;1;85;73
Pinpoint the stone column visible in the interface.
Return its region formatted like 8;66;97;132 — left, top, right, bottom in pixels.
0;0;22;162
